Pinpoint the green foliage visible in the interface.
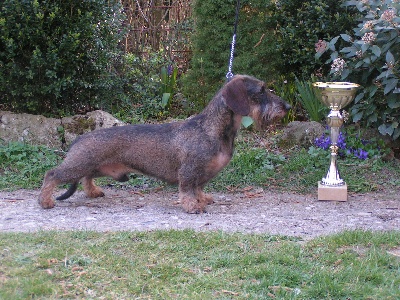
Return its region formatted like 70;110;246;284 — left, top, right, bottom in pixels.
160;65;178;109
294;78;328;122
269;0;360;78
0;0;126;116
0;142;61;189
316;0;400;141
182;0;282;107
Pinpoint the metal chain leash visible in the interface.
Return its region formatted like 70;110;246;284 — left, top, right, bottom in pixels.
226;34;236;81
226;0;241;82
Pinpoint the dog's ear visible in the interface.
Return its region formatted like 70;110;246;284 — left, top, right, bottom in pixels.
222;77;250;116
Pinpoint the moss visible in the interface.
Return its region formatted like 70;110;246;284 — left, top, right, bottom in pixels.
64;116;96;135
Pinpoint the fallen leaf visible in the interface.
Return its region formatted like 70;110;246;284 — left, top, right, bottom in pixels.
221;290;239;296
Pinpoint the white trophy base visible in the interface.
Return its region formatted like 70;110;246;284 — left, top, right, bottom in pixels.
318;181;347;201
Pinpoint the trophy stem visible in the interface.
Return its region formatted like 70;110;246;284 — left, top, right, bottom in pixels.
321;110;344;186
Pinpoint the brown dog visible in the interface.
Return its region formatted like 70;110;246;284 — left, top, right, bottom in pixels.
38;75;290;213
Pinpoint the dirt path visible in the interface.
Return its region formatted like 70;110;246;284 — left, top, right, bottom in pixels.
1;187;399;239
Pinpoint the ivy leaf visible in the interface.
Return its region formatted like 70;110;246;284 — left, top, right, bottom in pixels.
388;96;400;109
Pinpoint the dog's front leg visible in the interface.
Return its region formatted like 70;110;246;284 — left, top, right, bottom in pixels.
179;188;205;214
178;180;208;214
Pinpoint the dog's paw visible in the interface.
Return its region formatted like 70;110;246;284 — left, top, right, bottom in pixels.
202;193;214;205
185;206;206;214
88;189;105;198
38;197;55;209
180;195;206;214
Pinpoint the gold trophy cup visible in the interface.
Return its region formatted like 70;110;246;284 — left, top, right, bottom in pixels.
313;82;360;201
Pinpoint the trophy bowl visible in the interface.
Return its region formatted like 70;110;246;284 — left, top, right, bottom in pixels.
313;82;360;110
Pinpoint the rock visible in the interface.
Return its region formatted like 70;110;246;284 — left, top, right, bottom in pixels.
62;110;125;146
0;111;62;148
278;121;325;149
0;110;125;149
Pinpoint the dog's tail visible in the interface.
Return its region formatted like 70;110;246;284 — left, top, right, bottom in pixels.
56;182;79;201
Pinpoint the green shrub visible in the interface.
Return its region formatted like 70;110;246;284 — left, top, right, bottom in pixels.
182;0;282;108
0;0;125;116
112;52;172;123
316;0;400;141
269;0;360;78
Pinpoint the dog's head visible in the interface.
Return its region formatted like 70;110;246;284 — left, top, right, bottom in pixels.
223;75;291;129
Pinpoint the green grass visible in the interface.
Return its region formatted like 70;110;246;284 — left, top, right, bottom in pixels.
0;230;399;299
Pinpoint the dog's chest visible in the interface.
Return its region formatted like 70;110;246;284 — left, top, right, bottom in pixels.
206;151;232;174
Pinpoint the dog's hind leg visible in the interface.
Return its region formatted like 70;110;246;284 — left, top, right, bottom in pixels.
38;170;60;209
39;169;81;208
82;177;105;198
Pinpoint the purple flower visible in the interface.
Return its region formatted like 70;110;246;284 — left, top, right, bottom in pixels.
167;65;173;76
354;148;368;160
338;132;347;149
314;134;331;150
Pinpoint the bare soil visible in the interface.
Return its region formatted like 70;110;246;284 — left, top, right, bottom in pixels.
1;186;399;239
